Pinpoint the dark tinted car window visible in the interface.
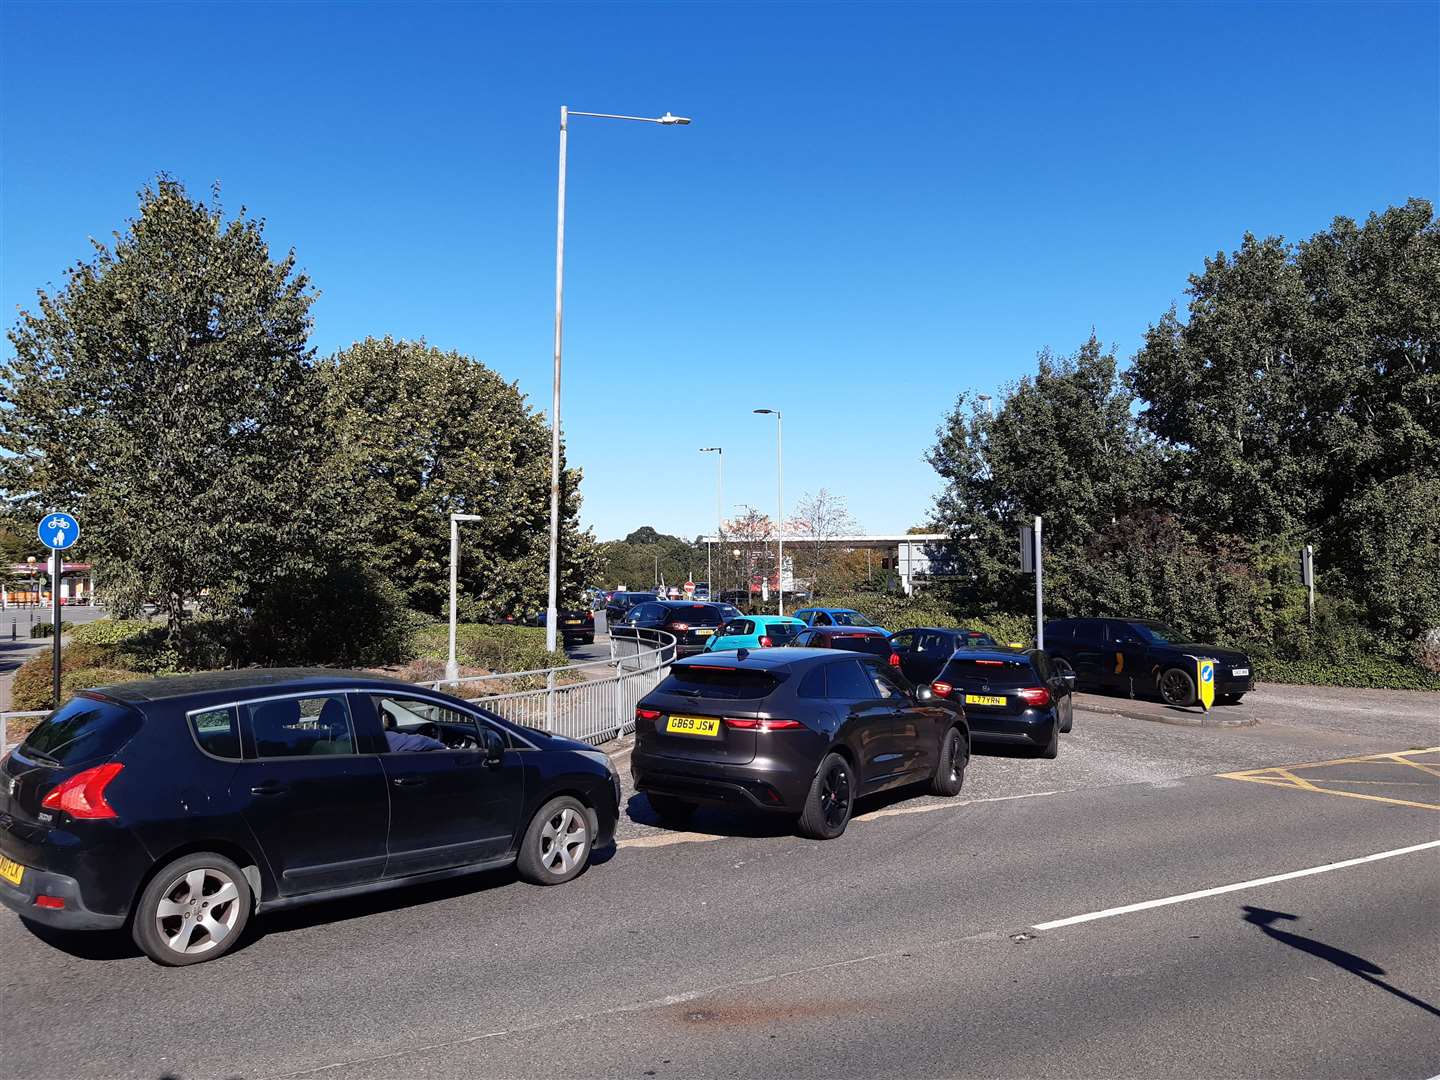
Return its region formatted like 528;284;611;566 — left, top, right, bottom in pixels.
1045;621;1074;644
1074;620;1105;646
826;632;893;658
657;667;781;700
831;611;877;627
862;660;908;699
939;656;1037;688
1033;651;1054;680
20;697;142;767
890;631;916;652
665;605;723;627
246;695;355;757
1132;621;1182;644
825;660;876;701
797;666;827;698
190;706;241;760
959;630;998;647
726;620;754;636
762;621;800;643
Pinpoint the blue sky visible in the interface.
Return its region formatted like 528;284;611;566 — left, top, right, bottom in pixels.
3;2;1436;542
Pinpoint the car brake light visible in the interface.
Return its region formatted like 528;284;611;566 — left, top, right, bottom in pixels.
723;717;804;731
931;681;953;697
976;659;1004;666
759;636;773;648
586;612;594;622
40;762;123;820
671;622;690;632
888;652;901;667
636;708;661;721
1018;687;1052;707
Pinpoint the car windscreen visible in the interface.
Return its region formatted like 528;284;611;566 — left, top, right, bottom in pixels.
830;612;877;627
19;696;144;767
656;666;783;700
1134;622;1182;644
938;656;1037;687
762;622;801;642
664;605;724;626
827;633;892;657
958;631;998;647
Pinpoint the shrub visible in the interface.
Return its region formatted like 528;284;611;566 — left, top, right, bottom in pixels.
11;651;150;711
246;566;412;667
407;622;564;674
68;619;156;647
29;621;72;638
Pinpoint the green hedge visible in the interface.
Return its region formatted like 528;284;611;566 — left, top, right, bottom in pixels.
408;623;566;674
28;621;72;639
67;618;156;646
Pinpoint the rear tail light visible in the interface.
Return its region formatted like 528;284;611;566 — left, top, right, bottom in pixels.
888;652;901;667
671;623;690;632
34;895;66;910
759;636;773;648
40;762;123;820
635;708;661;721
585;612;594;622
931;681;953;698
1018;687;1052;707
723;717;804;732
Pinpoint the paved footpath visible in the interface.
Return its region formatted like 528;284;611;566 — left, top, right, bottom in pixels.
1;682;1436;1079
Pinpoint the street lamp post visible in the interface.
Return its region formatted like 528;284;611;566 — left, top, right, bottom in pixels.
700;447;723;600
544;105;692;653
753;409;784;615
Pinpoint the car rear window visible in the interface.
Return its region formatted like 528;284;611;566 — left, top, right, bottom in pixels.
826;633;892;657
665;606;723;626
938;656;1037;687
19;696;143;767
762;621;800;642
657;666;782;700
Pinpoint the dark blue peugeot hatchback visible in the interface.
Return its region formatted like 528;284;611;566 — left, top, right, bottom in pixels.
0;670;620;966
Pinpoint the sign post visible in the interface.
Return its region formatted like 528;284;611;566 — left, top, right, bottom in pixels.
1301;544;1315;627
37;513;80;708
1019;517;1043;649
1195;656;1215;713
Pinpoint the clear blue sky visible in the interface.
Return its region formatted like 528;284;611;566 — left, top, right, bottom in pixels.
3;2;1436;542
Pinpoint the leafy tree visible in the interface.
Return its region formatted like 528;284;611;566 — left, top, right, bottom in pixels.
319;336;598;619
0;179;324;646
788;488;859;599
598;527;703;591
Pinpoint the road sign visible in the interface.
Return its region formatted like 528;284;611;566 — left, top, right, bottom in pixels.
683;580;696;597
1196;656;1216;712
1019;525;1036;573
38;512;79;551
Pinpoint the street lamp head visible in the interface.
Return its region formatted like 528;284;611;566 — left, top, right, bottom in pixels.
699;446;721;452
658;112;692;125
753;408;775;415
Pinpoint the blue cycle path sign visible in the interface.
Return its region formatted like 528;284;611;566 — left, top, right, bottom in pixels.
38;513;80;550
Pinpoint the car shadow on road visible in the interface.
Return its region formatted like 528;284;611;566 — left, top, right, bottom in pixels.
1241;905;1440;1019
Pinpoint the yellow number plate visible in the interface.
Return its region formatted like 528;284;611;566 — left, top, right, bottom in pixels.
0;856;25;886
694;628;714;636
665;715;720;737
964;694;1007;707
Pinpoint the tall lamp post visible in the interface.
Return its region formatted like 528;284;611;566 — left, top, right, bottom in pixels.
753;409;784;615
699;447;723;599
544;105;692;652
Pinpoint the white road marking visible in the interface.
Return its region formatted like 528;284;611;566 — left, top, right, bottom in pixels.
617;831;726;849
854;789;1062;822
1033;839;1440;931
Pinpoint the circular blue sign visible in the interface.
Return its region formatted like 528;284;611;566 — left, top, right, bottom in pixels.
38;512;80;551
1201;664;1214;683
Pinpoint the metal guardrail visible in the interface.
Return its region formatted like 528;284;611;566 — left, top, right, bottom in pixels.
1;628;678;752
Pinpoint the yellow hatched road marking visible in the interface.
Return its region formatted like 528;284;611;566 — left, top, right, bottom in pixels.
1218;747;1440;811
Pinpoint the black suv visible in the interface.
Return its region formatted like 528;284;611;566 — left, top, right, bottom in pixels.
889;627;999;685
632;650;970;839
1044;618;1254;705
0;670;620;965
613;601;734;657
604;592;659;625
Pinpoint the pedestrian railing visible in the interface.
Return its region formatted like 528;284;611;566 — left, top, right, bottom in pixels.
1;628;677;753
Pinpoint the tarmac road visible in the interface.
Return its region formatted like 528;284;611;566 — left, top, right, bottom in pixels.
1;685;1436;1080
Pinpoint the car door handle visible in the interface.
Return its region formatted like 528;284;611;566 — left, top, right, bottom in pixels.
249;782;286;796
392;777;427;788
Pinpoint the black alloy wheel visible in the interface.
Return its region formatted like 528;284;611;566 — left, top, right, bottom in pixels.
798;751;854;840
1159;667;1197;707
930;726;968;797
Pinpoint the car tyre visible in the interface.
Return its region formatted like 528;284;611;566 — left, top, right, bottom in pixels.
797;751;854;841
1038;719;1060;759
516;795;593;886
1159;667;1196;707
930;726;968;797
132;852;252;967
647;793;697;824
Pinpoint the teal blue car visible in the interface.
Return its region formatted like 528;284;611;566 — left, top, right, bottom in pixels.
703;614;806;652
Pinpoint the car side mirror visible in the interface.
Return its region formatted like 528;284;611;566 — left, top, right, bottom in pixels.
914;685;934;702
1062;672;1077;690
483;730;505;766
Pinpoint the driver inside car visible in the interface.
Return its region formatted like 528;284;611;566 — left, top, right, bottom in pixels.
379;704;447;752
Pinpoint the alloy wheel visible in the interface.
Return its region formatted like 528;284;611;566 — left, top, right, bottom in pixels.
1160;669;1192;705
539;806;589;875
820;761;851;828
949;735;967;782
153;866;242;957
